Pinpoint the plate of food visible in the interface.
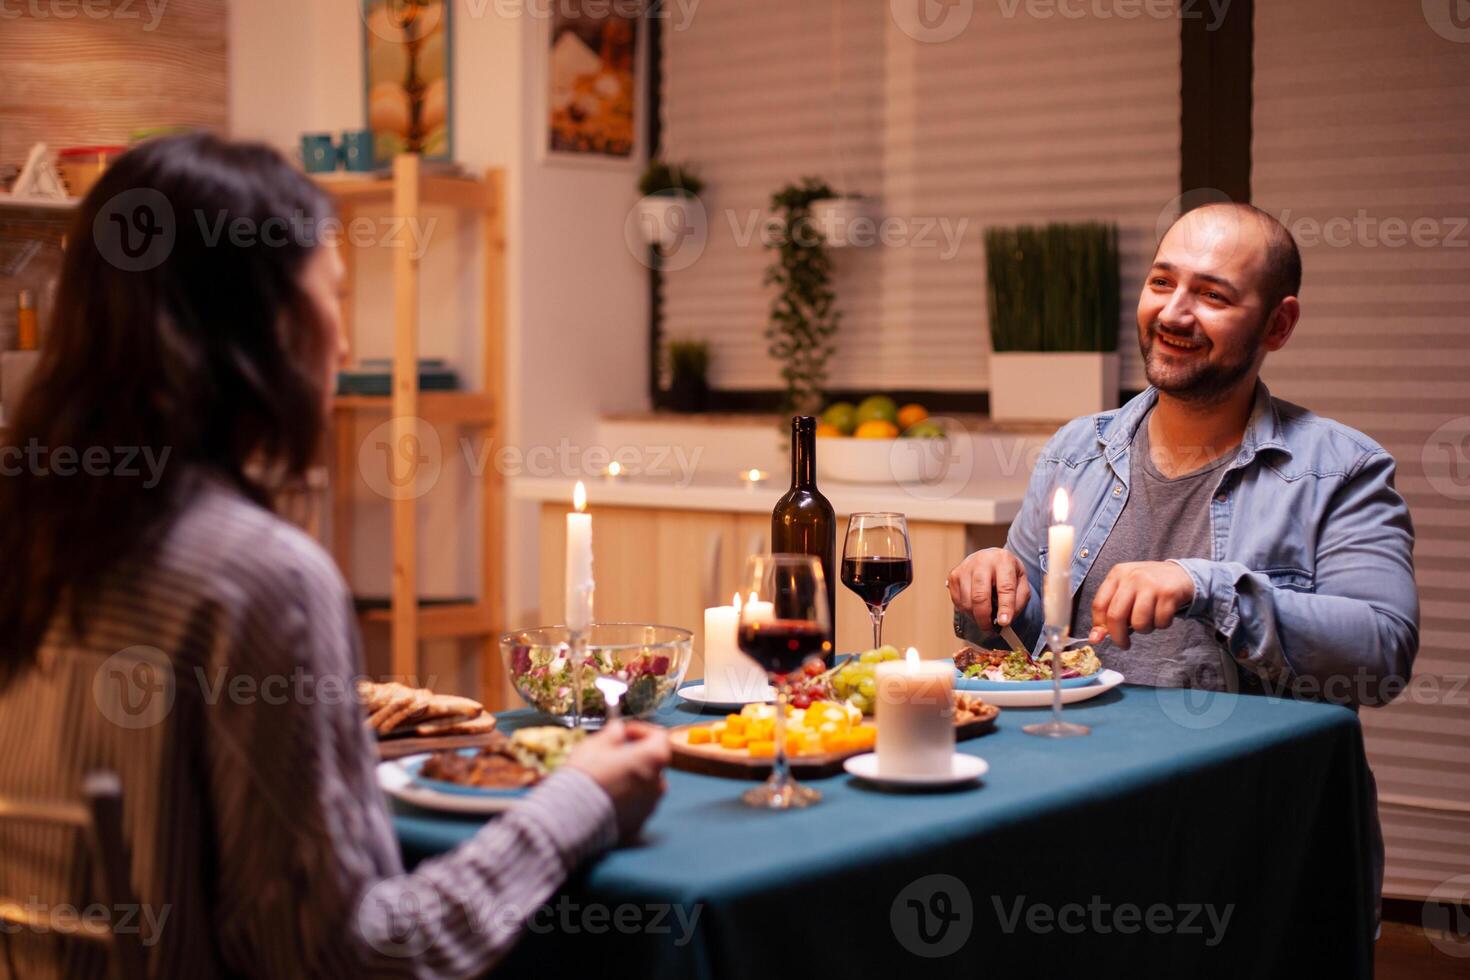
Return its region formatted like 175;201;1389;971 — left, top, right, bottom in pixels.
953;645;1105;691
378;726;584;815
669;692;999;779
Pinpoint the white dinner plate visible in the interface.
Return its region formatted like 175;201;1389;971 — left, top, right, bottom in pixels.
843;752;989;787
377;754;524;816
969;668;1125;708
676;682;776;710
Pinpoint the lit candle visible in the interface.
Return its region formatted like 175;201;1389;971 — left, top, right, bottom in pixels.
875;647;955;778
603;460;625;481
704;593;769;701
1043;488;1073;628
565;481;594;631
742;591;775;625
739;468;768;492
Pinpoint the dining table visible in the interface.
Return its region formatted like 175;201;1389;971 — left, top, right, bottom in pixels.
391;682;1377;979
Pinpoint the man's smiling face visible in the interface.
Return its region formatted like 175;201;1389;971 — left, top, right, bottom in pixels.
1137;206;1281;403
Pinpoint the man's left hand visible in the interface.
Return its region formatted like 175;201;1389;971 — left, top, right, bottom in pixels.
1087;561;1196;650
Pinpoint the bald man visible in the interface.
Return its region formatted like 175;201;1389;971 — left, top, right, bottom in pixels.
952;202;1417;700
949;202;1417;916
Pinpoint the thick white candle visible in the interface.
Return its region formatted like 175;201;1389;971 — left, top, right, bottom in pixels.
875;647;955;778
1043;488;1073;627
565;481;594;630
704;595;768;701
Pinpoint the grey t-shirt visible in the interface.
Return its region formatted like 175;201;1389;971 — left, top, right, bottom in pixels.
1074;413;1238;690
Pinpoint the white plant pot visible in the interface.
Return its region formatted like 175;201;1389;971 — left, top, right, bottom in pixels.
988;351;1120;422
810;196;873;248
634;194;698;247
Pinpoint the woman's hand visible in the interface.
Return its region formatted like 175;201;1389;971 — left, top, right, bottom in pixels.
565;720;671;843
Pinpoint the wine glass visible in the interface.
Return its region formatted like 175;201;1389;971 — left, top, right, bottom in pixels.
841;512;913;650
737;554;832;809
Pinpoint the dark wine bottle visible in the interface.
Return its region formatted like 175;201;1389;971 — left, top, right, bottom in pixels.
771;416;837;661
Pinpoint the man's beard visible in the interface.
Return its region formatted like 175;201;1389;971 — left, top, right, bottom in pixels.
1140;319;1264;404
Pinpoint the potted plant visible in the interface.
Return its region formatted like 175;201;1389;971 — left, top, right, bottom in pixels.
810;192;873;248
635;160;705;248
985;222;1120;421
664;338;710;413
765;178;842;415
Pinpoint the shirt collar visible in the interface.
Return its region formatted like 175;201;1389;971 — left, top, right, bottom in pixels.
1098;380;1293;465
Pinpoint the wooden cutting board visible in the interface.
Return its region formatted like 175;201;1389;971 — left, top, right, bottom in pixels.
377;731;505;761
670;707;999;780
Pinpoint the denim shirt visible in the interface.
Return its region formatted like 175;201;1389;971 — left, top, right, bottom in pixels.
958;382;1419;707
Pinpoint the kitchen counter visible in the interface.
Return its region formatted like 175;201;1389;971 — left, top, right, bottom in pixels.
510;468;1030;524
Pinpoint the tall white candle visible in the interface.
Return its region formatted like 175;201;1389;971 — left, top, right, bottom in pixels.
875;647;955;778
565;481;594;630
704;594;768;701
1043;488;1073;628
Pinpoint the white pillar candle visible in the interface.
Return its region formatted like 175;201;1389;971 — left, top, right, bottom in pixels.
1043;488;1073;628
742;593;776;625
704;594;768;701
875;647;955;778
565;481;594;631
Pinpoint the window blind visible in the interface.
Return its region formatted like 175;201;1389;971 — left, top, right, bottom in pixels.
658;0;1180;392
1253;0;1470;901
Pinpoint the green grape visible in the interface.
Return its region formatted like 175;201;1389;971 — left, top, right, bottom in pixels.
860;649;882;664
858;677;876;699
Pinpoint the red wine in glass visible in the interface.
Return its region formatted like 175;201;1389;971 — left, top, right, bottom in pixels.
841;556;914;609
737;620;828;676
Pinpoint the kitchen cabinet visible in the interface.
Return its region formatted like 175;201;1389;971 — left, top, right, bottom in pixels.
537;503;978;679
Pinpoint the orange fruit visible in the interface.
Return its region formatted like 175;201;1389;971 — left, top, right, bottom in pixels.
898;403;929;430
815;422;843;438
854;420;899;439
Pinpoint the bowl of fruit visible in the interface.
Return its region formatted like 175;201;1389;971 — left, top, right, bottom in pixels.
816;396;949;485
500;623;693;728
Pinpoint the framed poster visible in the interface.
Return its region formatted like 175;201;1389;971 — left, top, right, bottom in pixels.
362;0;454;167
540;2;644;167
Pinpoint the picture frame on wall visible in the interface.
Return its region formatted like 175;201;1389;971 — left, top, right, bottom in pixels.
361;0;454;168
539;1;644;168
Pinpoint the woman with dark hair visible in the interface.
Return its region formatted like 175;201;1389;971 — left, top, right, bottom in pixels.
0;133;668;978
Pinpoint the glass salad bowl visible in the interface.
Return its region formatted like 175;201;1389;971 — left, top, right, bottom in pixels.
500;623;693;728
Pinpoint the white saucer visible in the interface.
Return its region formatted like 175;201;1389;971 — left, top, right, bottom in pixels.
677;682;775;710
970;669;1125;708
843;752;989;787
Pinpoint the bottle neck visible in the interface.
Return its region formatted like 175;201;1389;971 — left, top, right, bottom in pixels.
790;420;816;489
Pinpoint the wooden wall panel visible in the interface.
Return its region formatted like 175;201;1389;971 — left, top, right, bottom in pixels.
0;0;228;163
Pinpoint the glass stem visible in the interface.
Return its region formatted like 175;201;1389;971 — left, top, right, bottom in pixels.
869;606;884;650
1045;625;1065;724
771;679;790;791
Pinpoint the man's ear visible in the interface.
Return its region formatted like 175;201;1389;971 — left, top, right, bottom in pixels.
1262;296;1300;352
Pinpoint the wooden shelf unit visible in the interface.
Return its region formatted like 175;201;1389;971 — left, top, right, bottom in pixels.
320;155;507;708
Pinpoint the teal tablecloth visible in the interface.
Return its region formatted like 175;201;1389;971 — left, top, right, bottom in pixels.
393;685;1376;979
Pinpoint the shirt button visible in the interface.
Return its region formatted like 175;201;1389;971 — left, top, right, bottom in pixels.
1113;486;1123;496
1080;548;1090;558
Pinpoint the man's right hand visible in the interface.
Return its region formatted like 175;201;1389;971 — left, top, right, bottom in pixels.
947;547;1032;630
566;719;671;843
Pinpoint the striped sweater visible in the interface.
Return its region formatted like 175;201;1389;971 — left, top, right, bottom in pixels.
0;471;616;978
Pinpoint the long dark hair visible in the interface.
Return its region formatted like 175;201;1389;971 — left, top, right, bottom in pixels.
0;133;336;668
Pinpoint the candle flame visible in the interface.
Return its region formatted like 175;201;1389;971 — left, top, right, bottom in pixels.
905;646;920;667
747;591;759;607
747;468;762;481
1052;487;1069;523
573;481;587;512
732;593;742;610
607;461;622;477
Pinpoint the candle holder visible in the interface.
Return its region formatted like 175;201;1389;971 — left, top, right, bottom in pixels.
1022;624;1092;738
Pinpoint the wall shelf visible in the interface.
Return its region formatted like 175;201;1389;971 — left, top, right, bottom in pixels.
318;155;507;707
